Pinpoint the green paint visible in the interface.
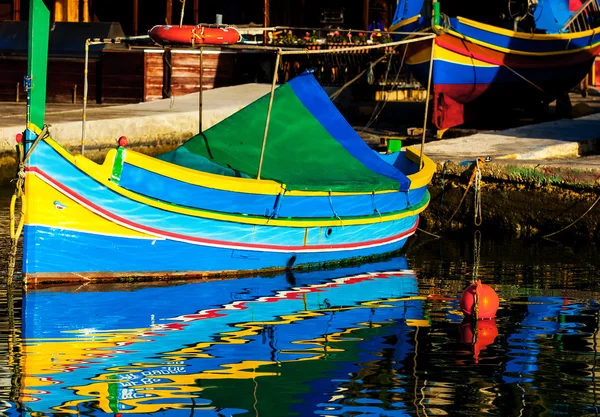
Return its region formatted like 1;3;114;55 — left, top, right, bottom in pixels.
387;139;402;153
27;0;50;131
433;1;441;26
111;147;126;183
164;84;401;192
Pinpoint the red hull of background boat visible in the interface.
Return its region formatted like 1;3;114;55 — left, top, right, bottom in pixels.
149;25;240;46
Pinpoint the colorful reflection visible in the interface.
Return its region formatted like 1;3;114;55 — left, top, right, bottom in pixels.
20;257;426;415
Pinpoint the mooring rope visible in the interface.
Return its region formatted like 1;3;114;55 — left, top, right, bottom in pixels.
474;167;483;226
8;126;49;284
446;158;485;228
542;194;600;239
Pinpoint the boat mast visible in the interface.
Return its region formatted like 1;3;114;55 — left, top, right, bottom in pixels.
25;0;50;151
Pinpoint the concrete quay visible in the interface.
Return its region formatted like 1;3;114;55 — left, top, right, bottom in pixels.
0;83;599;241
0;83;272;183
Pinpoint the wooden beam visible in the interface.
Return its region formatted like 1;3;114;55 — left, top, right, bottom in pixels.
133;0;138;35
264;0;269;27
166;0;172;24
13;0;20;20
364;0;370;30
193;0;198;24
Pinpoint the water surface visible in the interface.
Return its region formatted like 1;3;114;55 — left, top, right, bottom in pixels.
0;191;599;416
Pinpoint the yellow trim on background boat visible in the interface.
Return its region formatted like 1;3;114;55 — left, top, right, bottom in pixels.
389;14;421;32
35;138;431;228
407;43;496;66
457;16;600;40
447;19;600;56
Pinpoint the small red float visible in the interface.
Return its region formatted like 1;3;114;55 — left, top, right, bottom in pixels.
118;136;128;147
15;133;23;143
460;279;499;319
460;319;498;363
148;25;241;46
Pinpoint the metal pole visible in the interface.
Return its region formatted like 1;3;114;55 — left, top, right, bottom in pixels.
419;37;435;170
199;46;203;133
193;0;198;24
179;0;186;27
257;50;281;180
82;38;89;155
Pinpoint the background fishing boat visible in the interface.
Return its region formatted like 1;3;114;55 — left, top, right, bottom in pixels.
15;0;435;285
391;0;600;133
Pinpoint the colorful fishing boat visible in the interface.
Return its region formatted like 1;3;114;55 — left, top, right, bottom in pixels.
16;0;435;285
391;0;600;132
18;257;425;414
148;24;241;46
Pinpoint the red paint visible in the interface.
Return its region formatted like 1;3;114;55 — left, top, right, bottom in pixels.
149;25;240;46
460;319;498;363
27;166;419;252
460;280;499;319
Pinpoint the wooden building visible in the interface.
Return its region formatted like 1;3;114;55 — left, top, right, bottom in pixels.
0;0;398;104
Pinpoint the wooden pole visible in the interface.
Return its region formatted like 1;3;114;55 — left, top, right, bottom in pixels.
199;47;203;133
193;0;198;24
363;0;370;30
13;0;20;20
257;50;280;180
133;0;138;35
166;0;172;24
264;0;270;27
419;37;436;170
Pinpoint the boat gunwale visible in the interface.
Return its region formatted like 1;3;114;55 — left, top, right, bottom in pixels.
30;132;431;228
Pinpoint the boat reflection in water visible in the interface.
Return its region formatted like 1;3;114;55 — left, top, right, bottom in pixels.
20;256;426;415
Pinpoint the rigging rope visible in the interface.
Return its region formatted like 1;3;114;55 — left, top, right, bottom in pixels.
8;125;49;284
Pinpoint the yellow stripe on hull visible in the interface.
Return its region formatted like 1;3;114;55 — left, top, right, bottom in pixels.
25;174;155;239
407;42;496;67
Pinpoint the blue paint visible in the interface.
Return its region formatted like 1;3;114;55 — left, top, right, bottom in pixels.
289;74;411;191
23;219;416;274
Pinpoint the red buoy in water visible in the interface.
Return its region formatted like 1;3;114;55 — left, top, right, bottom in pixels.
460;319;498;363
460;279;499;319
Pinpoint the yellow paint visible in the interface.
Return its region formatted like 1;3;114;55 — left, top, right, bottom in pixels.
26;174;154;238
125;149;286;195
407;42;495;67
449;17;600;56
54;0;83;22
457;16;599;41
388;14;421;32
127;142;429;195
405;146;436;189
35;137;430;228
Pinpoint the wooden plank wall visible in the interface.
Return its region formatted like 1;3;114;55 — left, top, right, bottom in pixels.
0;56;98;103
170;51;235;97
102;48;235;103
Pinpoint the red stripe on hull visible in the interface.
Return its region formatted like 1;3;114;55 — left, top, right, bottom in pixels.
27;167;419;252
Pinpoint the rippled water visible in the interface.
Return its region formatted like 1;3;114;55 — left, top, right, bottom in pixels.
0;190;599;416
